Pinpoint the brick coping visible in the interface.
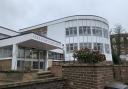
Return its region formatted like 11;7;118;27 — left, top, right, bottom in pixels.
58;63;113;67
0;77;64;88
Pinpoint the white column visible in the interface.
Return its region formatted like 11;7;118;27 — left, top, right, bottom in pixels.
11;44;18;70
45;50;48;70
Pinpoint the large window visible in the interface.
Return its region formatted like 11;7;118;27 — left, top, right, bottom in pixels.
93;43;103;53
103;29;109;38
0;46;12;58
79;26;91;35
32;51;39;59
66;43;78;53
48;51;63;60
92;27;102;36
105;44;110;54
80;43;92;49
18;47;45;59
66;27;77;36
18;48;25;58
33;61;39;69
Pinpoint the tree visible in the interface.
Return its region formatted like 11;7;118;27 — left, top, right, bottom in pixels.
111;24;125;64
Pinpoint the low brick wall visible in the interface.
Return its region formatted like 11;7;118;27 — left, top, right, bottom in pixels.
113;65;128;83
0;72;37;82
0;78;66;89
0;59;12;71
51;64;114;89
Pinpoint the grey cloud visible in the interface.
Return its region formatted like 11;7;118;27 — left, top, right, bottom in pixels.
0;0;127;31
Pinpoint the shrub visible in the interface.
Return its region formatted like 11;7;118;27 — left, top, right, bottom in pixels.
73;48;106;64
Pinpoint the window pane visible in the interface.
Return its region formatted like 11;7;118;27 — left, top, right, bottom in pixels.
79;26;83;35
33;61;39;69
66;28;69;36
40;62;44;69
18;48;25;58
87;27;91;34
103;29;108;38
80;43;84;49
79;26;91;35
66;27;77;36
92;27;102;36
80;43;92;49
33;51;39;59
105;44;110;53
94;43;103;53
70;44;73;51
74;27;77;35
0;46;12;58
74;43;78;50
66;43;78;53
66;44;70;53
48;51;54;59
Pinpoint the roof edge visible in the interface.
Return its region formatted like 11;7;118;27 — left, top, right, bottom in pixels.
20;15;108;31
0;26;19;33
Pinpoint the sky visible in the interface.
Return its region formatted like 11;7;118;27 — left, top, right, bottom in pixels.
0;0;127;31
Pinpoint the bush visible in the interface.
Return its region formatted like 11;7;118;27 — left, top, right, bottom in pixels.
73;48;106;64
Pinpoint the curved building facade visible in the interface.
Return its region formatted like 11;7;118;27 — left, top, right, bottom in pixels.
20;15;112;61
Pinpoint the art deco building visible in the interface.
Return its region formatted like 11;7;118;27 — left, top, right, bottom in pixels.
20;15;112;61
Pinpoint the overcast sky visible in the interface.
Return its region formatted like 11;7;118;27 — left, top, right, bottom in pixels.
0;0;127;31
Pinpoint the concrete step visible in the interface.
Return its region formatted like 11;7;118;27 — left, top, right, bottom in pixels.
38;74;54;79
37;71;55;79
38;71;51;75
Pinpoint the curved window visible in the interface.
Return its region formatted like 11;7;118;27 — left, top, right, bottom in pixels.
105;44;110;54
80;43;92;49
93;43;103;53
103;28;109;38
92;27;102;36
66;27;77;36
79;26;91;35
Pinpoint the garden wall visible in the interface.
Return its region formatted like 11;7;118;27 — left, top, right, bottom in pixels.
0;78;66;89
0;59;12;71
113;65;128;83
0;71;37;82
51;63;114;89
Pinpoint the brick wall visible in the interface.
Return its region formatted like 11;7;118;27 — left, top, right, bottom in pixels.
0;72;37;82
0;59;11;71
113;65;128;83
0;78;66;89
51;64;114;89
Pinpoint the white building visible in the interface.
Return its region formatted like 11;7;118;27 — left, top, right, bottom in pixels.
0;15;112;71
0;26;62;71
20;15;112;61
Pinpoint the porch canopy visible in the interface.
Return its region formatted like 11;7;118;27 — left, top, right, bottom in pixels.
0;33;62;70
0;33;62;50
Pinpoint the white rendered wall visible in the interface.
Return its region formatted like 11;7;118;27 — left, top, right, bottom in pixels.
47;22;65;54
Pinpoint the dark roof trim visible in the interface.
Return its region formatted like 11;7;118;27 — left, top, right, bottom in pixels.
20;15;108;31
0;33;10;37
0;32;61;44
0;26;19;33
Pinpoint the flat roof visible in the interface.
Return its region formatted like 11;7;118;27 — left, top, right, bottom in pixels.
0;32;61;43
0;26;19;33
0;33;62;50
20;15;109;32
